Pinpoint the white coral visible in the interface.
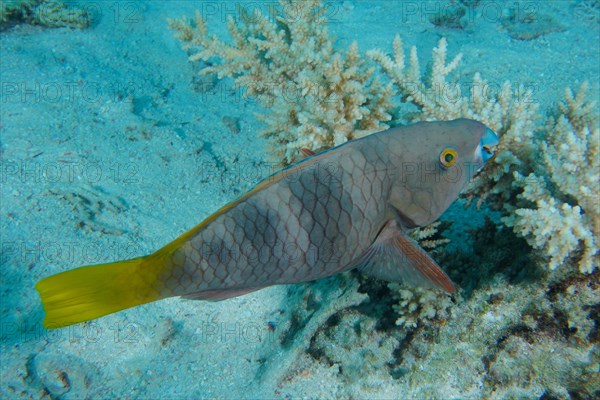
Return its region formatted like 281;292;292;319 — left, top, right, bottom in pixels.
502;84;599;273
410;221;450;250
390;285;452;328
170;0;393;165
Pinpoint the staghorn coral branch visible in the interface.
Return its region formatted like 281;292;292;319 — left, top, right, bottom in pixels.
501;84;599;273
169;0;393;165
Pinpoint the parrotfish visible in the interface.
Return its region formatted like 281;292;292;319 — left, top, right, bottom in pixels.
36;119;498;328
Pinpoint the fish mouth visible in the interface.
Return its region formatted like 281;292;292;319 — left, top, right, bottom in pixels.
475;127;499;167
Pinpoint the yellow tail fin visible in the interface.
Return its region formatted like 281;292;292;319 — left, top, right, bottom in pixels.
35;254;166;329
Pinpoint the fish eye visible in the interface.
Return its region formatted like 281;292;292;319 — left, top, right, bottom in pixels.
439;148;458;168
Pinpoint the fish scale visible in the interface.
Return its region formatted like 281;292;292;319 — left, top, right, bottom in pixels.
36;119;498;328
162;143;390;298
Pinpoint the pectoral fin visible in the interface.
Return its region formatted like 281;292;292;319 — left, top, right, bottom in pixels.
353;220;455;293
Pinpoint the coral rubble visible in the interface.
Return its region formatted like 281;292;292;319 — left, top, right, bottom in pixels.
1;0;91;29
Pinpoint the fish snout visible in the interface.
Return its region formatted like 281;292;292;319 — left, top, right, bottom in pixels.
475;127;499;168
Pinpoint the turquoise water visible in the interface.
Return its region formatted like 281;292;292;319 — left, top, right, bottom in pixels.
1;1;598;398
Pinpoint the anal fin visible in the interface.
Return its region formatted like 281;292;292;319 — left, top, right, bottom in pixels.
353;220;455;293
182;287;263;302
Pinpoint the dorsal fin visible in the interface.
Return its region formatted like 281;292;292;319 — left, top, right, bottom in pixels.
300;148;316;158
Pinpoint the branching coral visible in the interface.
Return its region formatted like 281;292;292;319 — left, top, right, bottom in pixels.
169;0;394;165
410;220;450;251
389;285;452;328
502;84;599;273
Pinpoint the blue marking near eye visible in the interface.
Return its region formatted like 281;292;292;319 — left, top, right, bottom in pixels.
480;128;499;163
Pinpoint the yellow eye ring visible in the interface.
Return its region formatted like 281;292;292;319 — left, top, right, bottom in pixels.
440;148;458;168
